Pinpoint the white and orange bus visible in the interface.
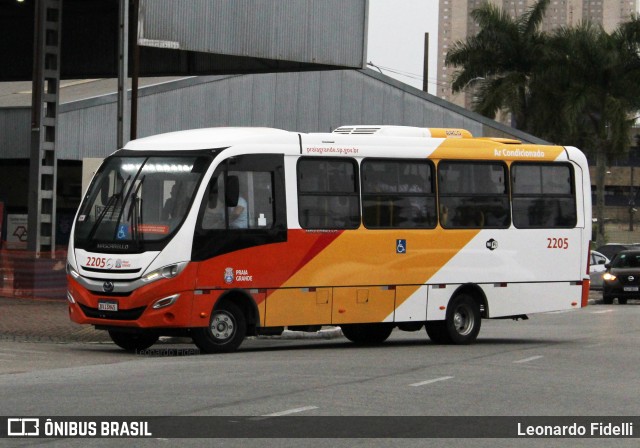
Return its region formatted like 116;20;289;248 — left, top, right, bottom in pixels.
66;125;592;353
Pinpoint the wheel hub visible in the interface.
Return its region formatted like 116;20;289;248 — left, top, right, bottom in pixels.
453;306;473;336
211;312;234;340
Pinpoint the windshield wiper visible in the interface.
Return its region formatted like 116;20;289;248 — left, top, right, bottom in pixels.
113;161;147;241
86;176;130;241
127;176;145;249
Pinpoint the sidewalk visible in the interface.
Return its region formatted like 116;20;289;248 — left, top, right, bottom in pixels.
0;297;110;343
0;292;602;344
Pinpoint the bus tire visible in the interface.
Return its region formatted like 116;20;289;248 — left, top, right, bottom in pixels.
193;301;246;354
618;298;628;305
108;330;158;352
425;321;452;344
444;293;481;345
340;323;393;345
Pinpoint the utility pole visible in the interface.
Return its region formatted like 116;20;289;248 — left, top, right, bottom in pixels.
422;33;429;93
117;0;130;148
27;0;62;257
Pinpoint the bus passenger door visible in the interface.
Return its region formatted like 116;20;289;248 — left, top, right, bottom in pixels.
264;288;332;327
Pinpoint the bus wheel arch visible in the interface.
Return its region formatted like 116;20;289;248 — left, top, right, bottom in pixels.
452;284;488;318
426;284;484;345
193;290;255;354
215;290;259;336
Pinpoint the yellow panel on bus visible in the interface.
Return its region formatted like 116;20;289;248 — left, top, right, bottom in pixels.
331;287;396;324
265;288;332;327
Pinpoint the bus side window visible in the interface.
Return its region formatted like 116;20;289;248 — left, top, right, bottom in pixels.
297;157;360;229
361;159;436;229
199;171;275;230
512;163;576;229
438;161;510;229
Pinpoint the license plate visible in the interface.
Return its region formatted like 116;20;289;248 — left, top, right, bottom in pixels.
623;286;639;292
98;300;118;312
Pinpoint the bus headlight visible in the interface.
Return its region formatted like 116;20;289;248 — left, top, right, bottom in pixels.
141;262;188;284
603;272;617;282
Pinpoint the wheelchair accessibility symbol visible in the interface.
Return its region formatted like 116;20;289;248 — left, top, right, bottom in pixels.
117;224;129;240
396;239;406;254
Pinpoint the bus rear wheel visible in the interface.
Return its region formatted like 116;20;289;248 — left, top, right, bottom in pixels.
193;301;246;354
108;330;158;352
340;323;393;345
426;293;481;345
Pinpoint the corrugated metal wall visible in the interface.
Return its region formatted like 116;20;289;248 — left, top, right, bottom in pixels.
1;69;547;160
0;109;31;158
139;0;367;68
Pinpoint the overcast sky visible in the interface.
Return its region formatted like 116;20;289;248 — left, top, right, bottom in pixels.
367;0;439;94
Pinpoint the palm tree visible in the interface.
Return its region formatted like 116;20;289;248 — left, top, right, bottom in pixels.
445;0;550;129
529;18;640;246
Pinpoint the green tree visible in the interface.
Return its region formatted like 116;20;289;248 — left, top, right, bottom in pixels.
529;18;640;246
445;0;550;129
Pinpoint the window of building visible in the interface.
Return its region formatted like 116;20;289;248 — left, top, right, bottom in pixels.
297;158;360;229
361;159;436;229
511;163;576;228
438;161;510;229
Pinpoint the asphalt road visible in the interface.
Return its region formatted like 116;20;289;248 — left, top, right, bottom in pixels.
1;300;639;447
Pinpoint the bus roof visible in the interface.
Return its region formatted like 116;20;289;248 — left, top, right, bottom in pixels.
120;126;583;165
123;127;296;151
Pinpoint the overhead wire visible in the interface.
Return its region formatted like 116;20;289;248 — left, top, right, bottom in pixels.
366;62;452;89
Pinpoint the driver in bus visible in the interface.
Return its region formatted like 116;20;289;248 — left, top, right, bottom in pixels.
228;196;248;229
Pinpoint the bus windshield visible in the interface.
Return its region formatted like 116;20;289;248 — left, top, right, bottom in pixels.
74;155;211;248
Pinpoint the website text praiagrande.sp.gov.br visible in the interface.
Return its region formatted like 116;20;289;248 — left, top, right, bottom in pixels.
305;146;360;155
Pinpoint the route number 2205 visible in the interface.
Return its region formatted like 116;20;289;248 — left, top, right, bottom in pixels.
547;237;569;249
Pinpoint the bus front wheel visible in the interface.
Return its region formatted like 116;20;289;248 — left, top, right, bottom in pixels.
193;301;247;354
340;323;393;345
108;330;158;352
426;293;481;345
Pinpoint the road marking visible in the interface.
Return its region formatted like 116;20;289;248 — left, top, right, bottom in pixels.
409;376;454;387
591;310;614;314
546;310;573;314
513;355;543;364
262;406;318;417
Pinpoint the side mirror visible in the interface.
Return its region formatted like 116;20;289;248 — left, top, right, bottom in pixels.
100;176;109;205
225;175;239;207
207;177;219;208
604;263;611;269
597;259;606;265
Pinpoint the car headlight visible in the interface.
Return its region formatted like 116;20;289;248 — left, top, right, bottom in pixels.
141;262;188;284
603;272;617;282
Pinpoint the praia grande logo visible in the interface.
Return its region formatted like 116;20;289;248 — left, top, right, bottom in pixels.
486;239;498;251
224;267;234;284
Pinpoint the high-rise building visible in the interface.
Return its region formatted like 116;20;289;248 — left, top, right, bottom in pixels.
437;0;639;108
